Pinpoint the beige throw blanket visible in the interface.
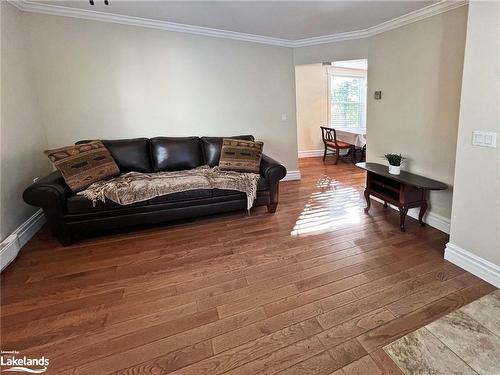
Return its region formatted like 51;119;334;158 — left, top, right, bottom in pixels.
78;166;260;210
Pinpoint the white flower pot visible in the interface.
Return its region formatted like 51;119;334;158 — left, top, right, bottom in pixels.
389;165;400;175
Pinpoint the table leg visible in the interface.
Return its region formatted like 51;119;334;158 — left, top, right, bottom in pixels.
399;206;408;232
419;201;428;226
364;190;371;213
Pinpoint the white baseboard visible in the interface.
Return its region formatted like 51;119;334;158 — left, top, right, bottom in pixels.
298;149;351;159
0;209;45;271
298;149;323;158
445;242;500;288
283;170;301;181
420;211;451;234
370;196;450;234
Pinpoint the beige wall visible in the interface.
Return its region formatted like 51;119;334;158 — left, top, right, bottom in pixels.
449;2;500;265
22;12;299;172
0;2;51;241
367;7;467;219
294;38;369;66
293;6;468;219
295;63;327;152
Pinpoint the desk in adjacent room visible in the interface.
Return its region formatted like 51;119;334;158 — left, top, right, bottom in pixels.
335;127;366;148
335;127;366;162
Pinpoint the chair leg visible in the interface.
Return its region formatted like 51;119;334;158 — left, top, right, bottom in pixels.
323;145;327;161
334;148;339;165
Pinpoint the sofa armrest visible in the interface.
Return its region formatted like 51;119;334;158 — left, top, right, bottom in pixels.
260;154;287;181
23;171;70;212
259;154;287;211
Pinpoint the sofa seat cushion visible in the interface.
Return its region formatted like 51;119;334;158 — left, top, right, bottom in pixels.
147;189;212;204
67;189;214;213
67;194;147;214
213;177;268;197
212;189;245;197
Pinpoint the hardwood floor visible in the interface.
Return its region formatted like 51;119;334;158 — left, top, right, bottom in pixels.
1;157;495;374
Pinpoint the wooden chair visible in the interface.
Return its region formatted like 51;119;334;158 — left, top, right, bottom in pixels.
320;126;355;165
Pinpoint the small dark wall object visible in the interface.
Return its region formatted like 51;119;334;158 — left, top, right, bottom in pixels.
374;91;382;100
89;0;94;5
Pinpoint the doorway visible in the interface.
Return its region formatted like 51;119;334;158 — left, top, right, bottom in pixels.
295;59;368;161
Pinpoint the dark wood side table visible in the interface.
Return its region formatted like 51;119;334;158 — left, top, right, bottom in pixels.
355;162;447;232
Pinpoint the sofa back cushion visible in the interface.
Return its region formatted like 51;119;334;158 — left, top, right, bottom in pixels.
150;137;203;172
201;135;255;167
102;138;152;173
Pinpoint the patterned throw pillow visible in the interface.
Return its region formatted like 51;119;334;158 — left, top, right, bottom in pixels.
44;141;120;192
218;138;263;173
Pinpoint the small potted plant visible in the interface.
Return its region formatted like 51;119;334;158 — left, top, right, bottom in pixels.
384;153;404;175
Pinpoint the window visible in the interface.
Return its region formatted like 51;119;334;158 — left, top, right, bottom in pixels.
328;74;367;129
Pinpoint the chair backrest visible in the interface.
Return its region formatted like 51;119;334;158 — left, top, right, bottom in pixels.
320;126;338;146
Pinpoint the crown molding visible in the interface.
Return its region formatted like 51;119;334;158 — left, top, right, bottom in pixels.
293;0;468;47
8;0;467;48
7;0;294;47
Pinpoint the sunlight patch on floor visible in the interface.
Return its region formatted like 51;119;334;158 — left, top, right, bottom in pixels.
291;175;363;236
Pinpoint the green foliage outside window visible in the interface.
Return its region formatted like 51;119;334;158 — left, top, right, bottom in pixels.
330;76;366;128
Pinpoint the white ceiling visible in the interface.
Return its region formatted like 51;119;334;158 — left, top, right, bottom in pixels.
32;0;439;40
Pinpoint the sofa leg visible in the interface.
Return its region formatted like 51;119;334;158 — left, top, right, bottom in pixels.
57;233;74;247
267;203;278;213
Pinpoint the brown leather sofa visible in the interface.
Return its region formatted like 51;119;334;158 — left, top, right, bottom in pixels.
23;135;287;245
